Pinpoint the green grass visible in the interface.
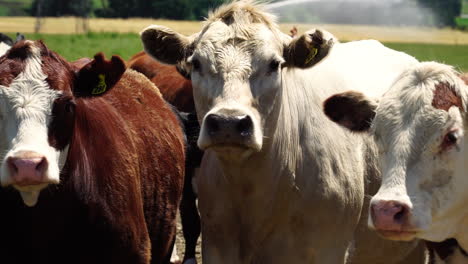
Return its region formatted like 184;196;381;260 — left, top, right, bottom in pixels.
385;42;468;72
5;32;143;61
4;32;468;71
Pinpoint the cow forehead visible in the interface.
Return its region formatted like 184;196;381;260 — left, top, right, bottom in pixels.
1;40;73;92
197;21;280;54
0;41;62;115
373;63;464;148
432;82;464;112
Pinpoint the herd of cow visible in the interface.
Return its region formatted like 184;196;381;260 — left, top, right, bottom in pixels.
0;1;467;264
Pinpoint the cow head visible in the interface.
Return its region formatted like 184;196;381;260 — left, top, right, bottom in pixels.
141;1;334;160
0;40;125;206
324;62;468;244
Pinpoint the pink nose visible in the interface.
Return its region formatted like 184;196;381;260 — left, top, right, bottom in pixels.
371;200;410;231
7;155;48;186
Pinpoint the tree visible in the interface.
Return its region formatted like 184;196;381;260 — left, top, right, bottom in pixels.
97;0;228;20
417;0;462;27
30;0;93;17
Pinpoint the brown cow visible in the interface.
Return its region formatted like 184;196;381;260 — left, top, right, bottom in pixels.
128;51;194;112
128;51;201;264
0;40;185;264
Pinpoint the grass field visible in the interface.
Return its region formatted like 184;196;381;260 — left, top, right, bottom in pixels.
4;31;468;72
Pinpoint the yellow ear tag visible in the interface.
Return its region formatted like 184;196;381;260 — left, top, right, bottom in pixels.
305;47;318;65
91;74;107;95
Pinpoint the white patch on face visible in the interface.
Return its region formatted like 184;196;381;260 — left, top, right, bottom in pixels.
191;22;284;153
369;62;468;241
0;42;67;206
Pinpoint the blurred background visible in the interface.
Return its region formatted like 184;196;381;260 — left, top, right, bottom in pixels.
0;0;467;71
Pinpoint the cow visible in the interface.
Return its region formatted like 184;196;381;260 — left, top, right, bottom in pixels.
323;62;468;263
139;0;429;263
0;40;185;264
128;51;202;264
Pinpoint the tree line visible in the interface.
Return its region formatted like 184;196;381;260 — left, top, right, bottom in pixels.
31;0;230;20
28;0;465;27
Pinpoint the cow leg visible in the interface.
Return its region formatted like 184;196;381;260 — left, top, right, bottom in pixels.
180;168;201;264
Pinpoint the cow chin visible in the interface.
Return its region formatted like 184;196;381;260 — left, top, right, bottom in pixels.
374;229;418;242
14;184;50;207
200;140;261;160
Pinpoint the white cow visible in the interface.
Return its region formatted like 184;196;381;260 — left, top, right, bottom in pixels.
140;1;426;263
324;62;468;263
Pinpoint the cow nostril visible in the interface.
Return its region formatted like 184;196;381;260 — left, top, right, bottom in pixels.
237;115;253;136
7;157;18;174
36;158;48;173
393;204;407;223
205;114;221;135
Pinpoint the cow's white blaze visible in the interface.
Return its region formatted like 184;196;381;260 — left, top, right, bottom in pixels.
0;41;67;207
368;62;468;246
191;22;284;157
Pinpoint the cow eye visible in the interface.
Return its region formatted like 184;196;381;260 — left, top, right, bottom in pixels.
440;130;461;153
444;131;458;145
65;100;75;114
269;60;280;72
192;59;201;71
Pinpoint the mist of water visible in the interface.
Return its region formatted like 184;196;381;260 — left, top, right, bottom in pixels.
266;0;438;26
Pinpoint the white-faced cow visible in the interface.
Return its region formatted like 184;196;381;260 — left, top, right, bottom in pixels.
0;40;185;264
324;62;468;263
140;1;427;263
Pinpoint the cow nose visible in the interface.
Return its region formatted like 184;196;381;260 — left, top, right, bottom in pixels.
371;200;410;231
7;155;48;186
205;114;253;137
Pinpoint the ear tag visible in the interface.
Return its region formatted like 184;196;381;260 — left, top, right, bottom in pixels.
92;74;107;95
305;47;318;65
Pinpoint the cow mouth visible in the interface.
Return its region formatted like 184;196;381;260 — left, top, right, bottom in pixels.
375;229;418;241
209;142;261;153
13;183;50;207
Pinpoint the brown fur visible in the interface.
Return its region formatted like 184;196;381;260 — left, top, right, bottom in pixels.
432;82;464;112
0;41;185;264
128;51;194;112
284;29;334;69
324;91;377;132
128;50;202;263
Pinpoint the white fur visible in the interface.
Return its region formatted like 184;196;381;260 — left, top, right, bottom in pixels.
365;62;468;251
142;1;425;263
0;42;11;57
0;41;67;207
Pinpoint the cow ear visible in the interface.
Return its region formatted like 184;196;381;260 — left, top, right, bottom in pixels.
284;29;335;69
323;91;378;132
140;25;193;65
73;53;126;98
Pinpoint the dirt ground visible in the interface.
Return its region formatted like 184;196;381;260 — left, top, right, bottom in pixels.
175;215;203;264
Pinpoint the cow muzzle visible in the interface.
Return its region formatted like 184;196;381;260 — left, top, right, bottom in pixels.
2;151;59;207
198;110;262;153
369;199;418;241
